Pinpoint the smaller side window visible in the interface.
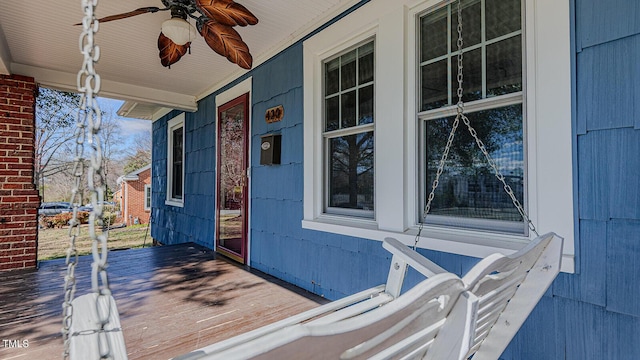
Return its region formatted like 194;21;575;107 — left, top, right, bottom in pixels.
166;113;185;207
144;184;152;210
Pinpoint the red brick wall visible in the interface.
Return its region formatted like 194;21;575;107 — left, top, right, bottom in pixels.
0;74;39;271
124;168;151;225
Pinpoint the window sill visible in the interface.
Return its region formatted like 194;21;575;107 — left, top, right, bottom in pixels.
165;199;184;208
301;218;575;273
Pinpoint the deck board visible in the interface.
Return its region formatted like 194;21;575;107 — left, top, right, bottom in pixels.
0;243;327;359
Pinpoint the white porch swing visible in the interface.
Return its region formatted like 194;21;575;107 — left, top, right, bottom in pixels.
62;0;563;359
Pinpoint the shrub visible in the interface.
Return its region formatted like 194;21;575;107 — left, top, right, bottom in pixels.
39;215;55;229
51;213;73;228
76;211;90;224
101;212;117;228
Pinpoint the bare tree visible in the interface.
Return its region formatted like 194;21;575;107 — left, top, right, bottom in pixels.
96;108;125;200
35;88;81;200
36;89;129;203
123;132;152;174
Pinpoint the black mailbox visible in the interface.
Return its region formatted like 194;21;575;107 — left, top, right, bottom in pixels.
260;134;281;165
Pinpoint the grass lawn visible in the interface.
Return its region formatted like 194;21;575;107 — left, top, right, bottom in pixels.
38;224;153;261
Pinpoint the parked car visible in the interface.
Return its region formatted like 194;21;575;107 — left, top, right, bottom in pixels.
38;202;72;216
78;201;116;212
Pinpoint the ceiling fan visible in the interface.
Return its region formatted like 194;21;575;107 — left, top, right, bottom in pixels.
82;0;258;69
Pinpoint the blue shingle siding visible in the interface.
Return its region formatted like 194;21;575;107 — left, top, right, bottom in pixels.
577;34;640;132
606;219;640;317
151;106;216;248
576;0;640;50
553;220;607;307
149;0;640;357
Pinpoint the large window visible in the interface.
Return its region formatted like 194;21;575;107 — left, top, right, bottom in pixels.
303;0;574;272
323;41;375;217
419;0;526;234
166;113;184;207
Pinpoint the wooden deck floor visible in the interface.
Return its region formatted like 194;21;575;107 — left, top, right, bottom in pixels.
0;243;327;360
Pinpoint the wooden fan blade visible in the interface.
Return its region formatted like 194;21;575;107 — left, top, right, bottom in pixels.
158;33;191;68
74;7;161;25
196;0;258;27
199;20;253;69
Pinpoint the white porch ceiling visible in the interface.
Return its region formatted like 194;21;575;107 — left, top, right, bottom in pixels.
0;0;358;117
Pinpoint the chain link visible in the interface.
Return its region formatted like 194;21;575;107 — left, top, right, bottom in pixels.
459;113;538;236
63;0;115;358
415;0;537;249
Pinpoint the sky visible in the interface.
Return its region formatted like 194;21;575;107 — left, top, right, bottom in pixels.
96;97;152;153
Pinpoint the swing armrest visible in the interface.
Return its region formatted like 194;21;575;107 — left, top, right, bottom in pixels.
383;237;447;278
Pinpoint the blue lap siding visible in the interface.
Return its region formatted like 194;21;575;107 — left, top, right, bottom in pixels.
151;0;640;357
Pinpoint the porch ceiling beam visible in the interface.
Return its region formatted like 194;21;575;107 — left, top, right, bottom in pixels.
0;25;12;75
10;63;198;112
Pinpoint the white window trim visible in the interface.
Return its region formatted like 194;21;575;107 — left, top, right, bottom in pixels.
144;184;152;211
166;113;185;207
303;0;575;273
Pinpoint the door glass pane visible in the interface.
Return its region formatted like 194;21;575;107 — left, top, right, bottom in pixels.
329;132;374;211
425;104;523;223
486;35;522;97
218;102;245;255
486;0;521;40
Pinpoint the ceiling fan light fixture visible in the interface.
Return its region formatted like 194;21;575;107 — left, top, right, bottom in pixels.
161;18;196;46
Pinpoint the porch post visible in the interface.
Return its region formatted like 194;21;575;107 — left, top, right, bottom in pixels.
0;74;39;270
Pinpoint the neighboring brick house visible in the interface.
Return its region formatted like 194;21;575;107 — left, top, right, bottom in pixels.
117;164;151;225
0;74;39;271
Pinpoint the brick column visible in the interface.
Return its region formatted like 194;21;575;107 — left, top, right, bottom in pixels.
0;74;39;271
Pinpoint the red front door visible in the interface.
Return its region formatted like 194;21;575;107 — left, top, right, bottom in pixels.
216;93;249;263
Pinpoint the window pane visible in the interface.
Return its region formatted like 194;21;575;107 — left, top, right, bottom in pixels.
425;104;523;224
486;35;522;97
341;50;357;90
451;48;482;102
486;0;521;40
451;0;482;52
359;85;374;125
325;96;339;131
172;127;183;199
359;42;374;84
421;59;448;111
329;132;374;211
325;58;340;96
145;186;151;209
342;90;357;128
420;7;448;61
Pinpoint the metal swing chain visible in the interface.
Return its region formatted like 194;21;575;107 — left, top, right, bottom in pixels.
414;0;537;250
62;0;115;359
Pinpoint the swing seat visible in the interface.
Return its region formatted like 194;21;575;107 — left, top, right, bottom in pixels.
69;292;128;360
174;232;562;360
